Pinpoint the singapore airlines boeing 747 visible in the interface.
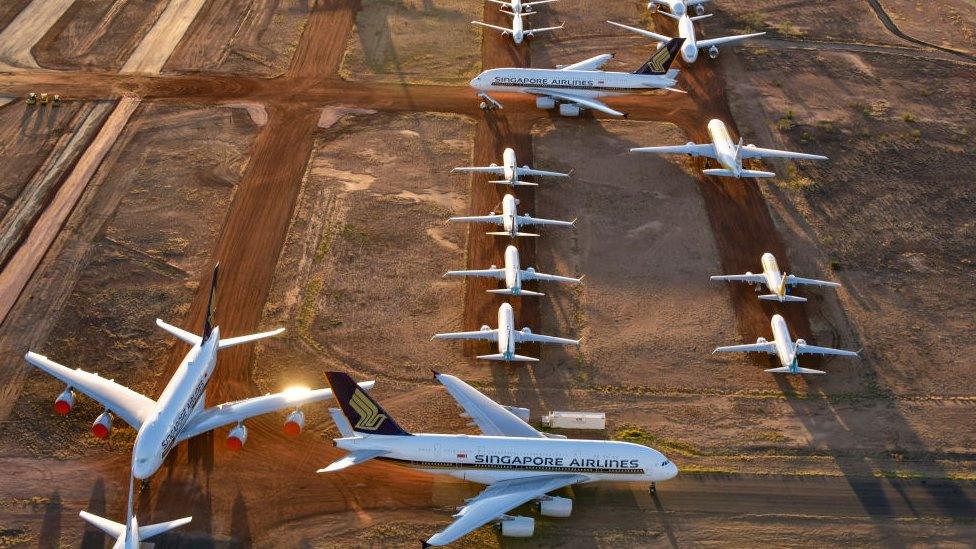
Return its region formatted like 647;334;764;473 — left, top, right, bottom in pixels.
318;371;678;546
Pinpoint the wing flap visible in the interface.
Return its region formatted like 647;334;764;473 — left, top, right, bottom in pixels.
786;275;839;288
796;344;858;357
515;331;579;346
524;88;625;117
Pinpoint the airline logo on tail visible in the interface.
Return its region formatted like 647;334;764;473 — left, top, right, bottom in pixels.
350;389;387;431
647;44;673;73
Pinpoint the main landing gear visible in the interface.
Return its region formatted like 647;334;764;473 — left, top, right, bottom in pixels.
478;92;503;111
649;482;657;495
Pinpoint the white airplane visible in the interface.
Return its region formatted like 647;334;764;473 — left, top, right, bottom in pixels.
491;0;557;12
713;314;859;375
444;245;581;297
449;193;575;238
469;38;684;117
451;147;570;187
711;252;840;303
80;477;191;549
631;118;828;178
472;1;563;45
24;265;375;479
432;302;578;361
607;18;765;64
318;371;678;546
648;0;710;16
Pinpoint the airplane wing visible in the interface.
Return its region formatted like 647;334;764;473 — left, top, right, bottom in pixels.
630;143;717;157
515;331;579;346
451;166;505;175
176;382;375;442
435;372;544;438
697;32;766;49
516;167;569;178
24;352;156;429
432;329;500;342
444;268;505;279
448;215;504;224
471;21;513;34
524;88;626;117
712;342;777;354
557;54;614;71
425;474;587;547
521;270;580;284
710;274;766;284
318;449;390;473
785;275;840;288
795;343;858;358
606;20;670;44
516;215;575;227
738;145;828;161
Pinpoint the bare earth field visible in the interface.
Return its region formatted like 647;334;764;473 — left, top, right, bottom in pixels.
341;0;482;84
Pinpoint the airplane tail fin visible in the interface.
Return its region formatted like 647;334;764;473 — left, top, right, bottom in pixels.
202;264;218;342
487;288;545;297
758;294;807;303
477;353;539;362
633;37;684;75
702;168;776;178
765;366;826;375
325;372;411;436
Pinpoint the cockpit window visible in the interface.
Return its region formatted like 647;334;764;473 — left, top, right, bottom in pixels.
661;460;669;466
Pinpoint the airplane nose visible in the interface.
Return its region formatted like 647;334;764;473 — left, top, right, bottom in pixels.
665;462;679;480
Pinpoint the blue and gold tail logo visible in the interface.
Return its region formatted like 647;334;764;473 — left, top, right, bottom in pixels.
350;389;386;430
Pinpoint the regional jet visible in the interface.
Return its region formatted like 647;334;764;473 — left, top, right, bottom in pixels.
608;17;764;64
469;38;685;117
432;302;578;361
472;0;563;45
711;252;839;303
451;147;570;187
713;314;858;375
649;0;710;16
80;477;191;549
24;265;374;479
444;244;581;296
318;371;678;546
631;118;828;178
449;193;575;238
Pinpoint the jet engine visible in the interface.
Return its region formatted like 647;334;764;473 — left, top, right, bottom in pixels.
538;495;573;517
535;97;556;110
756;337;768;344
54;388;75;415
480;324;492;331
558;104;581;117
91;411;113;439
524;267;536;275
499;516;534;537
227;423;248;451
284;409;305;436
796;339;807;346
708;46;719;59
696;4;707;15
521;327;533;335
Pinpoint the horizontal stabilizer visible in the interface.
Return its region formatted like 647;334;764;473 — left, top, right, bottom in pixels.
139;517;194;540
79;511;124;539
758;294;807;303
490;179;538;186
218;327;285;349
317;449;390;473
486;231;538;237
765;366;826;375
702;168;776;178
156;319;202;346
487;288;545;297
477;353;539;362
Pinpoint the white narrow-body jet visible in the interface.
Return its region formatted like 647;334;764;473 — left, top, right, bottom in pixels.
711;252;840;302
469;38;685;117
608;14;764;64
631;118;828;178
432;302;578;361
649;0;711;16
713;314;858;375
444;244;582;297
318;371;679;546
473;0;563;45
80;477;191;549
449;193;575;238
24;265;375;479
451;147;570;187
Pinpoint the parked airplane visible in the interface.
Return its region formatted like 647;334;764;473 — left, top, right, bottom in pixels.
451;147;570;187
472;1;563;45
491;0;558;12
469;38;685;117
713;314;858;374
648;0;710;16
432;302;578;361
24;265;375;479
444;245;581;297
630;118;828;178
608;18;764;64
449;193;575;238
318;371;678;546
711;252;840;303
80;477;191;549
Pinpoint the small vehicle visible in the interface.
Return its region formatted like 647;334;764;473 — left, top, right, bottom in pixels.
26;92;37;105
39;93;49;105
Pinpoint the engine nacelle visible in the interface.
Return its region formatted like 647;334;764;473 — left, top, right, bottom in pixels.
499;516;534;537
745;271;753;276
91;411;113;439
538;495;573;517
54;389;76;415
558;104;581;117
521;327;533;335
708;46;719;59
524;267;536;274
756;337;768;344
695;4;706;15
284;409;305;436
227;423;248;451
535;97;556;110
796;339;807;346
480;324;492;331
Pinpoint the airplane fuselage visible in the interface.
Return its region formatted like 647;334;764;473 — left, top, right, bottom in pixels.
470;68;677;101
770;315;797;369
497;302;517;358
760;252;787;297
337;433;678;485
502;147;517;181
504;245;522;292
501;193;518;236
707;119;741;175
676;14;699;62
